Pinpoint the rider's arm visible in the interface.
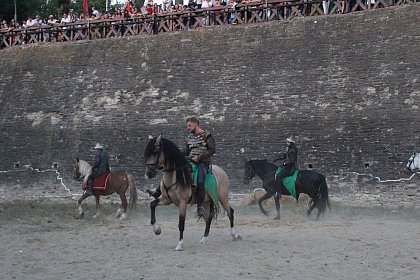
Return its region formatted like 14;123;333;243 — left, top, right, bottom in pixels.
182;139;191;158
273;153;286;162
197;133;215;162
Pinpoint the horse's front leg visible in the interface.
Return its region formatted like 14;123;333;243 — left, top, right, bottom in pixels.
175;201;187;251
273;193;281;220
258;192;272;217
76;193;89;218
150;196;171;236
93;195;100;219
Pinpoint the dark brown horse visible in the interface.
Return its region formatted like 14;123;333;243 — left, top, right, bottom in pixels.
244;159;330;220
74;158;137;219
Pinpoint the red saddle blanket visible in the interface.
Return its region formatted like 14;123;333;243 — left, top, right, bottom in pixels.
93;172;111;190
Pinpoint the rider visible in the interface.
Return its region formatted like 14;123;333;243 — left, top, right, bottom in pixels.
274;136;298;191
183;117;216;217
86;143;110;196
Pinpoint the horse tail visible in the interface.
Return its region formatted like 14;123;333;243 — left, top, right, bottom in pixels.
127;172;137;210
318;174;331;214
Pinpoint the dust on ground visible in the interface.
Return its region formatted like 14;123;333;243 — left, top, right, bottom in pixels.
0;195;419;280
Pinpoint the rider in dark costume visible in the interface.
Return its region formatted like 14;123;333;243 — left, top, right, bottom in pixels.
86;143;110;196
274;136;298;191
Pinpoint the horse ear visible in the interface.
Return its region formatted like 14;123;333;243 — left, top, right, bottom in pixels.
76;157;79;162
156;135;162;146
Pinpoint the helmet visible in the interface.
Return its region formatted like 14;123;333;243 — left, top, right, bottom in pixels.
94;143;104;149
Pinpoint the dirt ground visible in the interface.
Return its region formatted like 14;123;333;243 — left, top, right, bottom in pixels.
0;196;419;280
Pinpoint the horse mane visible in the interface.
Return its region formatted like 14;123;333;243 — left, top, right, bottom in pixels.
145;137;192;189
251;159;278;172
78;159;92;177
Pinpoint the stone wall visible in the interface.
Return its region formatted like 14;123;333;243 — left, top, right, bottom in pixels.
0;5;419;196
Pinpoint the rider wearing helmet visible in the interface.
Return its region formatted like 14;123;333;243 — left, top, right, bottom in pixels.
86;143;110;196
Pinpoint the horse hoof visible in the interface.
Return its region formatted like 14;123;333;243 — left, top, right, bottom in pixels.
93;214;100;219
175;240;184;251
119;213;128;220
233;234;242;241
262;211;269;217
273;216;280;220
154;227;162;235
116;208;123;218
75;212;84;219
200;237;208;244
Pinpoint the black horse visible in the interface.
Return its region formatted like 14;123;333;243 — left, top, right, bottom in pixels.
243;159;330;220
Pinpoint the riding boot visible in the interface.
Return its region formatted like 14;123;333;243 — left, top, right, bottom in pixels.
196;185;205;217
146;187;161;199
86;179;94;196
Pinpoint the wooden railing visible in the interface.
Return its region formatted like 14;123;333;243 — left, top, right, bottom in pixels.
0;0;417;49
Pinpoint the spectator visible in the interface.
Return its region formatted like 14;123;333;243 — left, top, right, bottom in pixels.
61;13;71;24
32;15;42;26
197;0;203;9
188;0;198;10
202;0;211;8
47;15;57;25
26;17;34;27
92;7;100;18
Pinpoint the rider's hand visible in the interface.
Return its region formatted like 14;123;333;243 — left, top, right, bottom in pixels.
191;156;199;163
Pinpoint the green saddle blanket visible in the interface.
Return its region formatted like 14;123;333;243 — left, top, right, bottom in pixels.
190;162;219;206
275;167;298;199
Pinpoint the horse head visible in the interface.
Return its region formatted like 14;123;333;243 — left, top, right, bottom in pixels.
144;135;164;179
406;152;419;173
74;158;92;181
74;157;81;180
243;160;256;184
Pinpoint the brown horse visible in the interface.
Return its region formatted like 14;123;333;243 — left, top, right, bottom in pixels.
144;136;240;251
74;158;137;220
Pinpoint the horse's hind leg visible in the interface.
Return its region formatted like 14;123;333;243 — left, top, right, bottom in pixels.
273;195;281;220
175;201;187;251
220;199;240;240
117;192;128;220
93;195;101;219
258;192;272;217
307;198;318;219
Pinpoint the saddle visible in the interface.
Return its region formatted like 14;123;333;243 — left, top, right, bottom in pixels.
189;162;219;205
93;171;111;190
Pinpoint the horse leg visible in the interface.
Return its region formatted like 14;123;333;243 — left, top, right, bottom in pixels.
117;191;128;220
93;195;100;219
307;198;318;219
150;196;171;236
219;199;240;240
175;201;187;251
200;202;215;244
258;192;272;217
273;194;281;220
76;193;88;218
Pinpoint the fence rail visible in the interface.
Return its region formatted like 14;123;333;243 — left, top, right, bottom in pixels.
0;0;417;49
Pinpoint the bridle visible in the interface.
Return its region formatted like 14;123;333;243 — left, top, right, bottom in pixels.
146;150;162;173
